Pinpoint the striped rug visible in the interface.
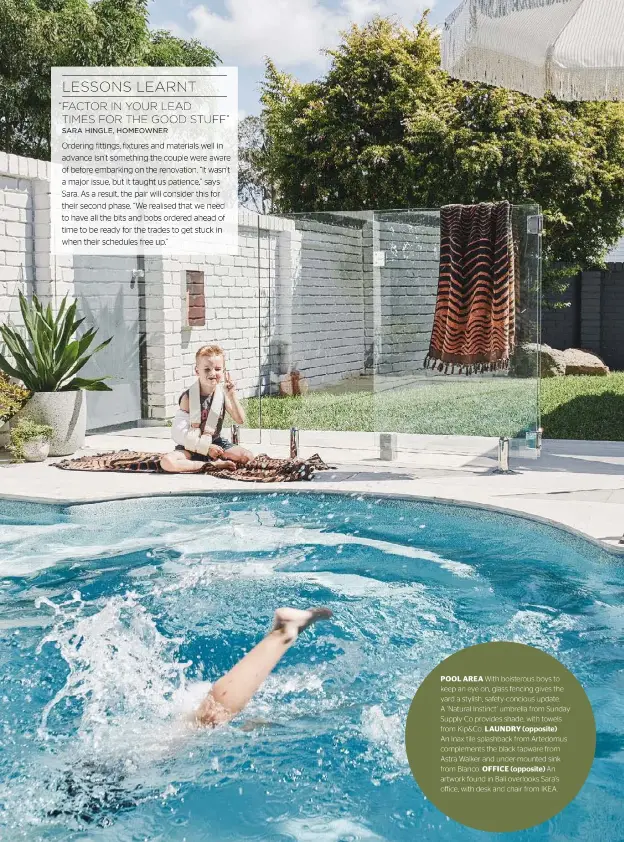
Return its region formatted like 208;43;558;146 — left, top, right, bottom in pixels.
53;451;333;482
424;201;516;375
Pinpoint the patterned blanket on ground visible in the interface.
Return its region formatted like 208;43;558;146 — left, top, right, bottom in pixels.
53;451;333;482
425;201;516;374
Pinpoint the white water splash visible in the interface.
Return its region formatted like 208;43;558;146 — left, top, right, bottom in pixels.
505;609;578;654
361;705;408;767
280;817;386;841
35;592;199;765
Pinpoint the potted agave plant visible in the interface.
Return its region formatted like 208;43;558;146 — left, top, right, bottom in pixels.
0;292;112;456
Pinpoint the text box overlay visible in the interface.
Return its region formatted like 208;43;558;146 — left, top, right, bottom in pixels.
51;67;238;255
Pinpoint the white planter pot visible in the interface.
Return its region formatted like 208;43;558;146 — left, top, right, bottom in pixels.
22;437;50;462
17;391;87;456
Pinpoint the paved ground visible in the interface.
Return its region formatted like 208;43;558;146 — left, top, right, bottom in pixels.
1;429;623;553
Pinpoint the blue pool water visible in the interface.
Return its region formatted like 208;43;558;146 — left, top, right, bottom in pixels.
0;492;622;842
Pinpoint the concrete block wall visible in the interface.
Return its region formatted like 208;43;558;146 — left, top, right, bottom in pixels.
541;267;624;370
580;270;602;355
601;268;624;369
541;276;580;352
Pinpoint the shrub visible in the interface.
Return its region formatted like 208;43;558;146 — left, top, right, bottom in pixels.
0;373;30;426
8;417;54;461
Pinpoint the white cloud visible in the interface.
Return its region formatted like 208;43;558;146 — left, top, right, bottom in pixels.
185;0;434;70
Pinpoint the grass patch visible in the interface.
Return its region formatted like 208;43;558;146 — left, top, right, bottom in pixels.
244;379;536;438
540;373;624;441
242;374;624;441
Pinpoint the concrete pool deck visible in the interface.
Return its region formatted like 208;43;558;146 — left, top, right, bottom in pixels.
1;428;623;553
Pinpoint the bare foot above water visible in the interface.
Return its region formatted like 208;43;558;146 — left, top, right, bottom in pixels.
272;606;333;641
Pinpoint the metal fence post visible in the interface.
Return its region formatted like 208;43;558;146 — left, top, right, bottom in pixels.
498;436;510;472
379;432;397;460
290;427;299;459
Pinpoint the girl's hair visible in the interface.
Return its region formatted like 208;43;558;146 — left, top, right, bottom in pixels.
195;344;225;362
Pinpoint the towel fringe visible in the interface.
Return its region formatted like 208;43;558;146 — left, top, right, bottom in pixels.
423;357;511;376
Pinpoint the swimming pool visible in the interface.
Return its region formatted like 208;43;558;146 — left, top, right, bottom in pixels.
0;492;622;841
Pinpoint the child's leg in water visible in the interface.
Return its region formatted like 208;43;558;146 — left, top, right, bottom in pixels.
194;607;332;727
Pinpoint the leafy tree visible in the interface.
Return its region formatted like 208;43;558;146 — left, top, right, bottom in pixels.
261;16;624;290
0;0;220;158
238;114;275;214
144;30;219;68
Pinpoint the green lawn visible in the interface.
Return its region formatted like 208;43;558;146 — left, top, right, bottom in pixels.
243;374;624;441
540;373;624;441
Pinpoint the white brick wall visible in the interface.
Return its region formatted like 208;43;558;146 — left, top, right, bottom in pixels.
376;214;440;375
148;212;290;419
140;211;374;421
284;218;366;388
262;214;376;395
0;152;143;433
0;172;34;325
0;154;53;445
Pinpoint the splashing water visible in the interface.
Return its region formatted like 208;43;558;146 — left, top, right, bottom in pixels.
36;592;195;755
0;492;622;841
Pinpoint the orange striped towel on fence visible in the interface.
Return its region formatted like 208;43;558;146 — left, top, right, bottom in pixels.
424;201;516;375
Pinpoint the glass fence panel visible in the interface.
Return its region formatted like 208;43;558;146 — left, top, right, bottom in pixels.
258;211;376;460
258;206;541;462
214;214;263;447
371;206;541;458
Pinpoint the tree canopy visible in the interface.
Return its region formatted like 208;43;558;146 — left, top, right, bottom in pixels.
0;0;220;158
238;114;274;215
261;16;624;286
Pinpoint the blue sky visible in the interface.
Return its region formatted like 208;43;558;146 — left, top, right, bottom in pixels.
146;0;460;117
